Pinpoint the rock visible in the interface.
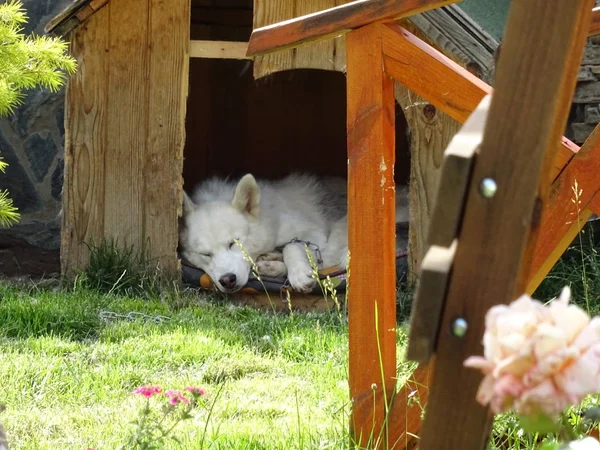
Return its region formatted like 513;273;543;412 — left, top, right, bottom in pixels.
56;105;65;146
9;89;56;138
579;66;597;82
571;122;597;144
51;159;64;200
0;218;61;250
24;131;58;181
0;131;40;214
585;104;600;124
583;45;600;65
573;82;600;103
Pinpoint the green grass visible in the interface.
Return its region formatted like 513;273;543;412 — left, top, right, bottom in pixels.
0;281;417;449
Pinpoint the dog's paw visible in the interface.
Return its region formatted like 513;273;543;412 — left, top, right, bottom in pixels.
287;267;317;293
257;251;284;262
257;260;288;278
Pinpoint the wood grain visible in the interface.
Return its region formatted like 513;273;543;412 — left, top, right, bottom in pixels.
407;95;489;363
61;8;109;275
418;2;592;449
247;0;459;57
589;6;600;36
45;0;90;34
382;23;580;181
346;22;398;448
252;0;346;79
189;40;250;59
144;0;190;275
104;0;149;252
526;123;600;294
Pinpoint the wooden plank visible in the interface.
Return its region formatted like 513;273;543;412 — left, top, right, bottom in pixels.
61;8;109;275
407;94;489;363
144;0;190;275
252;0;346;79
89;0;109;10
104;0;149;251
45;0;91;34
589;6;600;36
381;22;580;181
526;123;600;294
189;40;250;59
76;5;95;22
246;0;460;57
346;22;397;448
418;2;592;449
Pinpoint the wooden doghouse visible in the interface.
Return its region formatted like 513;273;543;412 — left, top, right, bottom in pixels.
47;0;498;297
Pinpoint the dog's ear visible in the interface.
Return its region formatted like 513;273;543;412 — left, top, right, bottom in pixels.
232;174;260;218
182;190;196;217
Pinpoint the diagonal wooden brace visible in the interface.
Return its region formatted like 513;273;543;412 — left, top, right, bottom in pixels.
413;2;593;449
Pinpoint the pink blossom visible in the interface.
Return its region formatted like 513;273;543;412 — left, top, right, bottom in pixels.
132;385;163;398
464;286;600;418
164;390;190;405
185;386;206;396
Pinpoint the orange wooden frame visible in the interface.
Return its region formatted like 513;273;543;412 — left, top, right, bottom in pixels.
247;3;600;449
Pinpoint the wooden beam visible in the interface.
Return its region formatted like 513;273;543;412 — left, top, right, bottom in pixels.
45;0;109;36
526;123;600;294
189;40;250;60
417;1;592;449
381;22;580;181
246;0;461;57
589;6;600;36
346;22;398;448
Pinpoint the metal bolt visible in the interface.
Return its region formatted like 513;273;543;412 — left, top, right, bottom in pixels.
451;318;468;338
480;178;497;198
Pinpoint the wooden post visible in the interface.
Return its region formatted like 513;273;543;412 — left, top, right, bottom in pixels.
416;2;592;449
346;22;398;448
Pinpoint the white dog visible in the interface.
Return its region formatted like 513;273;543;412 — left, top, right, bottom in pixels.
180;173;409;294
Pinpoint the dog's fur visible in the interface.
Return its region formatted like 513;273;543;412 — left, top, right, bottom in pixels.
180;173;409;294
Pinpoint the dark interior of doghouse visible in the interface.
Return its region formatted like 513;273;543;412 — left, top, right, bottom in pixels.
183;0;411;193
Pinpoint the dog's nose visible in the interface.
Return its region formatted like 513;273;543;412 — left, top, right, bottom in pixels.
218;273;237;290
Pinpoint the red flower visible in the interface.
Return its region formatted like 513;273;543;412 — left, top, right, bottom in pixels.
185;386;206;397
164;390;190;405
132;385;163;398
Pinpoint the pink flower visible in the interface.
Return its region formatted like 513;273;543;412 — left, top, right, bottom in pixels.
132;385;163;398
164;390;190;405
464;286;600;418
185;386;206;397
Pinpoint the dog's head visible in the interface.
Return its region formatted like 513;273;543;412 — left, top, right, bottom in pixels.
180;174;263;293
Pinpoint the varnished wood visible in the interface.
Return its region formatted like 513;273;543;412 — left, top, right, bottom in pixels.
418;2;592;449
346;22;397;448
589;6;600;36
526;123;600;294
61;9;109;274
382;22;580;181
247;0;460;57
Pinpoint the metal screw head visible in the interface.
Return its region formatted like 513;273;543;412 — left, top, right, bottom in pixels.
451;318;468;338
480;178;497;198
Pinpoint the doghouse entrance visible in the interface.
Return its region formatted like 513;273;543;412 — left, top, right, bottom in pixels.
185;1;411;189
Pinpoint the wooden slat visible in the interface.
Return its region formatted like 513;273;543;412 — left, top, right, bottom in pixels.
189;40;250;59
144;0;190;274
346;22;398;448
45;0;91;34
61;8;109;274
526;124;600;294
589;6;600;36
246;0;460;57
381;22;580;181
418;2;592;449
104;0;149;250
407;94;489;363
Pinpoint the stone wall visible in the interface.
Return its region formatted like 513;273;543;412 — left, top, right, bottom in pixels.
0;0;71;250
568;36;600;145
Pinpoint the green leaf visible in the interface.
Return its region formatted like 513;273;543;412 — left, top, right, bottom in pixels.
519;413;561;435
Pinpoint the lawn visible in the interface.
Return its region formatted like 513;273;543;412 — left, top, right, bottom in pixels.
0;228;598;449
